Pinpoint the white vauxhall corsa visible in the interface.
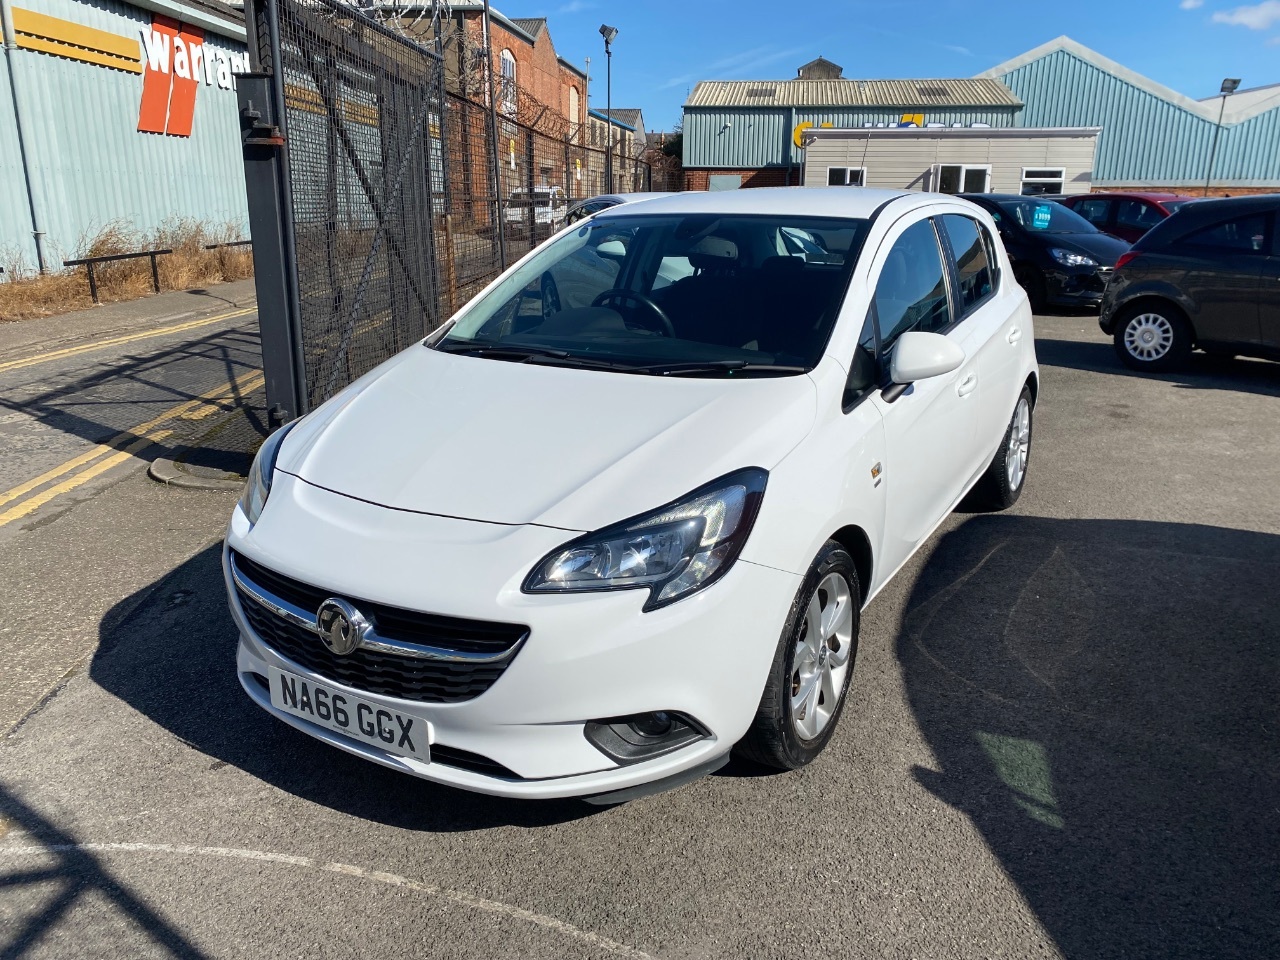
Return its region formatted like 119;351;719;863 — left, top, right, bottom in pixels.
226;188;1038;802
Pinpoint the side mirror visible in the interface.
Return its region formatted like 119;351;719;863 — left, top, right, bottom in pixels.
596;239;627;260
889;331;965;386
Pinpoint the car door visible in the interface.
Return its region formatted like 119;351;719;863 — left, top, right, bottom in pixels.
868;214;981;579
938;213;1022;464
1258;213;1280;350
1173;212;1268;346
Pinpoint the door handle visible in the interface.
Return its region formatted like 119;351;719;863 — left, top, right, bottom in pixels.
1007;326;1023;344
956;372;978;398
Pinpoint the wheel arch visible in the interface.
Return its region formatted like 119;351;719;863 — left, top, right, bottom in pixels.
828;525;873;606
1024;370;1039;407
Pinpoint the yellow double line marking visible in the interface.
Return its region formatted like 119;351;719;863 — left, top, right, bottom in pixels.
0;306;255;374
0;369;265;527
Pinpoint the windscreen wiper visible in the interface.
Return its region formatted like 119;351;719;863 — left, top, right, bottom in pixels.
434;340;631;370
630;360;810;377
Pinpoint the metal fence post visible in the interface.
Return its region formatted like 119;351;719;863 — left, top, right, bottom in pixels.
237;72;307;426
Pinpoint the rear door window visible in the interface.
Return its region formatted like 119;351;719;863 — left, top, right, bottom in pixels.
939;215;995;316
1178;214;1270;254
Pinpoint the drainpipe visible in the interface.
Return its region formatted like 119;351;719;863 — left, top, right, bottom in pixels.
1;0;49;272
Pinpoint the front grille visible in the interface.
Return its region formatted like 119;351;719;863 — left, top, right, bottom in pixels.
232;552;527;704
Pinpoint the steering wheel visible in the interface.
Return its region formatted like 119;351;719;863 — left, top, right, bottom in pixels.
591;288;675;337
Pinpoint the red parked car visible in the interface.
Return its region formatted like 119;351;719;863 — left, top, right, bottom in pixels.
1061;193;1198;244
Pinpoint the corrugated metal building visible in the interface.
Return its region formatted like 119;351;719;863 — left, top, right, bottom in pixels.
684;37;1280;195
682;75;1022;189
0;0;249;272
981;36;1280;192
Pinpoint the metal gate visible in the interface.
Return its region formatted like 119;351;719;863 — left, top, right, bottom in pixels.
241;0;451;421
238;0;680;423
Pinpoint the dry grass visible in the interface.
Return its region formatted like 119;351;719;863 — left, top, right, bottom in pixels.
0;220;254;322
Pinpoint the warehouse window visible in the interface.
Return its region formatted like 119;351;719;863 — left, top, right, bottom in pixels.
936;165;989;194
1020;168;1065;196
499;50;517;116
827;167;866;187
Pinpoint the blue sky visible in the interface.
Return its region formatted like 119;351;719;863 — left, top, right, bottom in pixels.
524;0;1280;131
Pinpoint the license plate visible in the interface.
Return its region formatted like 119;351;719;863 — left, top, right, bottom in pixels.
268;666;430;761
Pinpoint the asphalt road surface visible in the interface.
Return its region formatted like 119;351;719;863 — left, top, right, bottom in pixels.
1;308;1277;959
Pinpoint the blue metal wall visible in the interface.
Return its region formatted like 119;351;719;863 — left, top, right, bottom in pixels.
684;106;1019;169
0;0;248;271
997;49;1280;186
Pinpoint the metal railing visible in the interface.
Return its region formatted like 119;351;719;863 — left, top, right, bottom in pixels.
63;249;171;303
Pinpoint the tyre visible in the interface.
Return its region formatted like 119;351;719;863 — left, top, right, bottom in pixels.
736;542;860;770
966;386;1034;511
1113;302;1193;372
1013;264;1047;314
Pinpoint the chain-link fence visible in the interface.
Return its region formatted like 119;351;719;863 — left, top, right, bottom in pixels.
243;0;680;415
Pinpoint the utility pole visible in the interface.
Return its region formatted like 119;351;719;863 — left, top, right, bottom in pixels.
1204;77;1240;197
599;24;618;193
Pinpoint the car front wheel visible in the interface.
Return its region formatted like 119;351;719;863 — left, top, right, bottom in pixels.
965;386;1034;511
1114;303;1193;372
736;542;860;770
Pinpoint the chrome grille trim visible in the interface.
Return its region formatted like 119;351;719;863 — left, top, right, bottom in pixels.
230;554;527;665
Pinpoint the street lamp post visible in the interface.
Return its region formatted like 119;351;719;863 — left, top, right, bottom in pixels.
599;24;618;193
1204;77;1241;197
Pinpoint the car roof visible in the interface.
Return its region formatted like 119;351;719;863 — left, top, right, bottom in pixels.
962;194;1034;202
1135;193;1280;246
601;186;922;220
1066;192;1195;202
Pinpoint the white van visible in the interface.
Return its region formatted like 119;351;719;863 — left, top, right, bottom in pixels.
505;186;568;233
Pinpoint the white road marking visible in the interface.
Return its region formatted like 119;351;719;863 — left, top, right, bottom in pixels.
0;841;652;958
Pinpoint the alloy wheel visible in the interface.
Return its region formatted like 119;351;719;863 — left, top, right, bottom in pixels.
790;572;854;741
1124;313;1175;362
1005;397;1031;491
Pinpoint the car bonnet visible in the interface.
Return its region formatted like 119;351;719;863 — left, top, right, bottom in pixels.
275;345;818;532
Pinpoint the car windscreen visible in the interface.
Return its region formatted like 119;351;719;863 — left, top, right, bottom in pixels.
996;198;1100;235
434;213;869;376
1162;199;1192;212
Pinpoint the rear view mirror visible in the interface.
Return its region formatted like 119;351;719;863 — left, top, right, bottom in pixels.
596;239;627;260
889;331;966;385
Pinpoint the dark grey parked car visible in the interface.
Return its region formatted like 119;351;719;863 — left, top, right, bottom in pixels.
1100;194;1280;371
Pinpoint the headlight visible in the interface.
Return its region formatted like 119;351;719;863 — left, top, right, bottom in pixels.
1050;247;1097;268
238;422;297;525
523;468;767;610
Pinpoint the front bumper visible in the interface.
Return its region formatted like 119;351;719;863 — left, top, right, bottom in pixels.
1046;264;1113;308
225;472;801;799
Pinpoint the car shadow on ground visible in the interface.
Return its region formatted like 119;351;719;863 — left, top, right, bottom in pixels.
88;544;597;832
1035;334;1280;396
900;515;1279;960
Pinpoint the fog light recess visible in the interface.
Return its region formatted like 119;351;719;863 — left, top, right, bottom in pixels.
584;711;710;765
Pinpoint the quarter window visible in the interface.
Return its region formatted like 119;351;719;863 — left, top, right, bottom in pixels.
873;219;953;350
940;215;994;314
1179;214;1269;253
827;167;866;187
844;311;879;410
1020;168;1065;195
